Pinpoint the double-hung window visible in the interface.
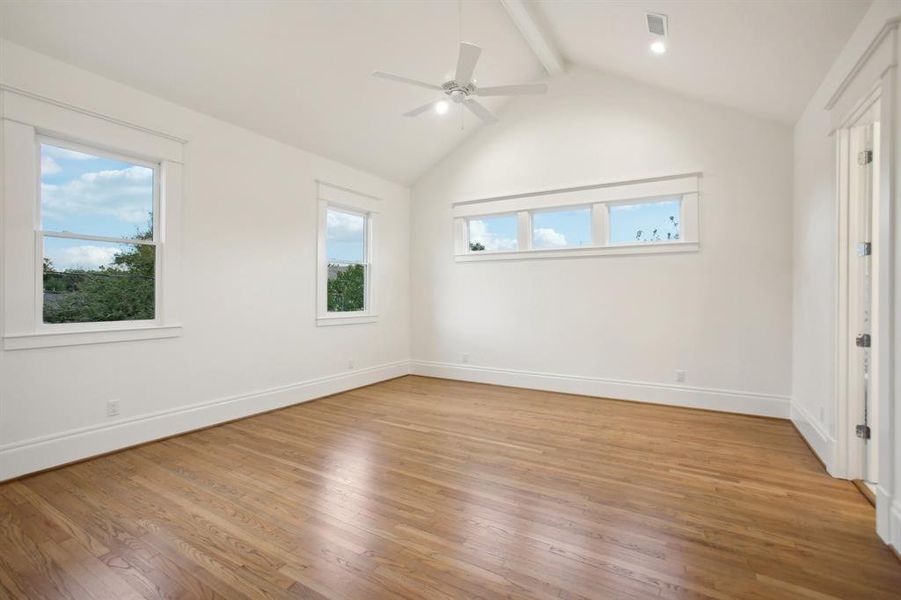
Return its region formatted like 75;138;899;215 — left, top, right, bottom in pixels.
2;88;183;350
38;138;159;325
316;182;378;326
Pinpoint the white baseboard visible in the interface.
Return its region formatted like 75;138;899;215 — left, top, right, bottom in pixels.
411;360;789;418
0;360;411;482
890;497;901;553
789;400;835;474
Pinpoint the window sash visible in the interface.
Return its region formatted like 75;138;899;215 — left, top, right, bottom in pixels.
34;136;162;328
323;204;371;316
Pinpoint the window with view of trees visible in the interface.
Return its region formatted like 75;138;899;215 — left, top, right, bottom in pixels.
39;140;158;324
326;206;368;312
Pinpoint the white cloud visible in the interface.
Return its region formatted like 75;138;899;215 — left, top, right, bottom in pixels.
469;219;517;251
327;210;365;242
41;166;154;227
532;227;568;248
42;145;96;161
41;156;61;175
49;244;118;270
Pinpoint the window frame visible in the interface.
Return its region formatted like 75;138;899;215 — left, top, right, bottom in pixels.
35;135;162;332
2;88;184;350
316;182;379;327
453;173;700;261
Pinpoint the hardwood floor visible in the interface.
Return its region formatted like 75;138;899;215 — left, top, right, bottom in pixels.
1;375;899;599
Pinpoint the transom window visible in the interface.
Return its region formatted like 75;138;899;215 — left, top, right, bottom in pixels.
39;139;159;324
453;173;699;261
609;197;680;244
467;213;518;252
531;206;592;249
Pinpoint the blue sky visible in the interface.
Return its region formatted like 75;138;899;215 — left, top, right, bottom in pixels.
532;207;591;248
609;198;680;243
41;143;154;270
469;199;680;251
326;208;365;263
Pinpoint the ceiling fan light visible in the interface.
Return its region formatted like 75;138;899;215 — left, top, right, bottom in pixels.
435;100;450;115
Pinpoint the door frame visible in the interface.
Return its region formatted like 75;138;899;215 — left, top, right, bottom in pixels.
835;89;881;482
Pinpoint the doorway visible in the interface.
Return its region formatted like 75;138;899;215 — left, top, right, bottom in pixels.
839;96;881;489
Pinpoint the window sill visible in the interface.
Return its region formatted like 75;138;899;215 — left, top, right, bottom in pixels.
3;324;183;350
455;241;699;262
316;313;378;327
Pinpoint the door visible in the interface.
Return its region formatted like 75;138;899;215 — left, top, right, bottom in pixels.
849;118;878;485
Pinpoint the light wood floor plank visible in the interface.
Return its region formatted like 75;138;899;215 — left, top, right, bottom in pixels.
1;375;898;599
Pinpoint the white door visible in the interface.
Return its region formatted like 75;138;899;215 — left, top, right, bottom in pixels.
849;119;878;484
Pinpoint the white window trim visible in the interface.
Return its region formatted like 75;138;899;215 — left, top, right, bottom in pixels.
454;173;700;262
316;181;379;326
2;89;184;350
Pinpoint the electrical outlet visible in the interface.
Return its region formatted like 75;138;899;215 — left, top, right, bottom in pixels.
348;360;355;370
106;399;120;417
462;353;469;364
674;369;686;383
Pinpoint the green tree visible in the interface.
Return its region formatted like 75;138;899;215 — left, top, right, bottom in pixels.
327;264;365;312
43;225;155;323
469;242;486;251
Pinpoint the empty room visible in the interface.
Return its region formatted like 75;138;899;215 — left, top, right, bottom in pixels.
1;0;901;598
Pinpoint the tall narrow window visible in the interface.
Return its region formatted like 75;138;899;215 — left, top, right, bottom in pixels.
39;140;158;324
326;206;368;313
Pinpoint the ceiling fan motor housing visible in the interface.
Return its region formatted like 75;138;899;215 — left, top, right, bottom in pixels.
443;81;475;102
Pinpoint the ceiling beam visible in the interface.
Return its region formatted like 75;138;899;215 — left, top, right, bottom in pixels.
500;0;565;76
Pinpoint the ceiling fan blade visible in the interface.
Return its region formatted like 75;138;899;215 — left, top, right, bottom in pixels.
372;71;442;91
403;99;443;117
475;83;548;97
455;42;482;83
464;99;498;124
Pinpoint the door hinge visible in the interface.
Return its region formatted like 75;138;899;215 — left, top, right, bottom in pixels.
857;242;872;256
856;333;871;348
858;149;873;165
856;424;871;439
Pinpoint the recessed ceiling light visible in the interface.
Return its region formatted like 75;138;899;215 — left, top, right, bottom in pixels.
650;40;666;55
435;100;450;115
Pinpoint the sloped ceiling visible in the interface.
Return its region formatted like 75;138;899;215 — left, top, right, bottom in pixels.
0;1;869;185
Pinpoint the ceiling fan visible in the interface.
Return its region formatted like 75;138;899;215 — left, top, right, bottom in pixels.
372;42;547;124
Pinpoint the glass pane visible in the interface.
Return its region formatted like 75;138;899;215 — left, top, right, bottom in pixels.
609;198;681;243
468;214;518;252
327;263;366;313
532;207;591;249
327;208;365;263
43;237;155;323
40;142;154;240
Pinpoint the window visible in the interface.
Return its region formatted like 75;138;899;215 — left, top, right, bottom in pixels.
452;173;699;261
2;89;183;350
326;207;368;313
609;197;680;244
316;181;378;326
467;214;518;252
532;207;591;249
39;140;158;324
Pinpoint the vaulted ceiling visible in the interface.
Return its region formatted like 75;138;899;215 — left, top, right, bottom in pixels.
0;1;870;185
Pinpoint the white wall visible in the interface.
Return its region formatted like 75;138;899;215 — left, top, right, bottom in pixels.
791;0;901;549
410;66;793;417
0;41;411;480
